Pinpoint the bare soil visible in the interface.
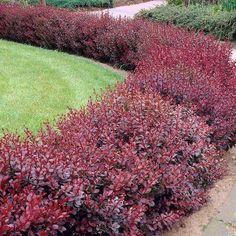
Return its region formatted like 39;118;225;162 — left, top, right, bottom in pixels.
162;147;236;236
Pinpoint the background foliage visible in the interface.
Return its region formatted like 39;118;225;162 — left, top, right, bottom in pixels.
139;5;236;40
0;0;114;8
28;0;114;8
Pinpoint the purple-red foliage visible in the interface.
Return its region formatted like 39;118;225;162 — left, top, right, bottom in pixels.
0;4;235;147
130;31;236;147
0;4;234;235
0;5;143;69
0;84;223;235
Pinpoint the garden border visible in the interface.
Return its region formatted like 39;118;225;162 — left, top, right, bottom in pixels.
0;4;235;235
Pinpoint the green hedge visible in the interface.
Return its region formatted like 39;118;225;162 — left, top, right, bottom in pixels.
167;0;236;8
28;0;113;8
0;0;28;4
139;5;236;41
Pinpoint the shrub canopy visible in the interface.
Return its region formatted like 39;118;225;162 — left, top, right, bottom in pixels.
139;5;236;41
0;4;235;235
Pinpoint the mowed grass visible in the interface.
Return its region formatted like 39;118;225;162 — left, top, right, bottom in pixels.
0;40;125;135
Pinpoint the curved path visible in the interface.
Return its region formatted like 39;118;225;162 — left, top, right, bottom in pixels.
94;0;165;18
232;45;236;61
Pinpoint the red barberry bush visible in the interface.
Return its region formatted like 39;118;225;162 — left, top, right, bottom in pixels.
0;5;142;69
130;30;236;148
0;84;223;235
0;4;234;235
0;4;235;147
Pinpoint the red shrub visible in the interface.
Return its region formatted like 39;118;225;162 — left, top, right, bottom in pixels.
0;4;235;147
0;85;223;235
130;31;236;148
0;5;142;69
0;4;234;235
0;5;233;71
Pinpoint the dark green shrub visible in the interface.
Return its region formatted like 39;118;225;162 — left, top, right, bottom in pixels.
168;0;220;6
166;0;236;8
220;0;236;10
167;0;183;6
139;5;236;40
28;0;113;8
0;0;27;4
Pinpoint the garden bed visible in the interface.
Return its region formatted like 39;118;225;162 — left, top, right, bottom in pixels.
0;4;235;235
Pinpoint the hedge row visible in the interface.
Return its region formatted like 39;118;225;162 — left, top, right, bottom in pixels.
0;4;235;235
28;0;114;9
139;5;236;41
0;85;223;235
129;29;236;148
167;0;236;10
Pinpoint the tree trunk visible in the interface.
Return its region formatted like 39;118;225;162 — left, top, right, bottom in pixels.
40;0;46;6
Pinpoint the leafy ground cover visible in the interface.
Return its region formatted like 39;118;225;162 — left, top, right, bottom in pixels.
0;39;124;135
138;4;236;41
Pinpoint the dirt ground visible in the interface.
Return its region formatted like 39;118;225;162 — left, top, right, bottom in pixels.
162;147;236;236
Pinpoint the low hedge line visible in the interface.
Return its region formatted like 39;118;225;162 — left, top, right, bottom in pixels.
28;0;114;8
139;5;236;41
129;27;236;147
0;84;223;235
0;4;235;235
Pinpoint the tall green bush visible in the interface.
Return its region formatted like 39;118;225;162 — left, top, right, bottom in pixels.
28;0;114;8
139;5;236;40
220;0;236;11
0;0;28;4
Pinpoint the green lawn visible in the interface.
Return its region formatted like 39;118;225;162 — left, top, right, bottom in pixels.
0;40;125;135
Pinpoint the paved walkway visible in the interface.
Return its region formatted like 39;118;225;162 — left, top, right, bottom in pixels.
232;47;236;61
203;181;236;236
93;0;165;18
